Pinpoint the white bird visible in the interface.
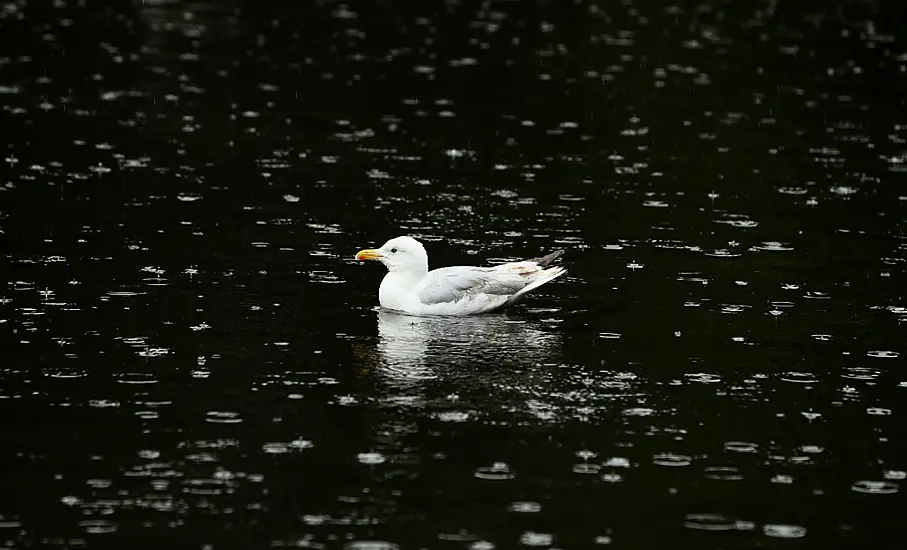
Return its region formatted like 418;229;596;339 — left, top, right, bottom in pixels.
354;236;566;316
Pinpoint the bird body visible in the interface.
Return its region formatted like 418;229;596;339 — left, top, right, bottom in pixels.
355;236;566;316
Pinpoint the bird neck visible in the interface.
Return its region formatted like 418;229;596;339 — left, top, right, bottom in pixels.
388;261;428;278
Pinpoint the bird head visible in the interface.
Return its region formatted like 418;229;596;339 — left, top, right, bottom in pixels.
355;236;429;274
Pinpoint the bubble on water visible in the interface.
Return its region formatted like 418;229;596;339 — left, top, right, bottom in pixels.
851;480;899;494
623;407;654;416
771;474;794;484
885;470;906;480
866;350;899;358
763;524;806;538
867;407;891;416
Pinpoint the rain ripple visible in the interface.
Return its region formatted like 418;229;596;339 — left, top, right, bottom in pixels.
474;462;514;481
652;453;692;467
763;524;807;539
851;480;899;494
684;513;754;531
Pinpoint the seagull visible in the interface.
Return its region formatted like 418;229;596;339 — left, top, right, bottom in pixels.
354;236;566;316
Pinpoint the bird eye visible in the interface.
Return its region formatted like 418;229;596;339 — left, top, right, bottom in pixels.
390;248;398;253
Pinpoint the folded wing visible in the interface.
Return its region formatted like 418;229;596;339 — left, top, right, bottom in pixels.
416;256;566;314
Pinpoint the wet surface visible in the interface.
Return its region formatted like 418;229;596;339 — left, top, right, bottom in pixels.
2;0;907;548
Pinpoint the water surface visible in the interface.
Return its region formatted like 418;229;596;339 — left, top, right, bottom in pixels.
2;0;906;548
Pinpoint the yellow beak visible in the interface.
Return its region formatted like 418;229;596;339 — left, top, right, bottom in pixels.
355;248;383;261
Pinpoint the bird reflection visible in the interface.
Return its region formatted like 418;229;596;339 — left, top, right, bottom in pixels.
373;309;562;390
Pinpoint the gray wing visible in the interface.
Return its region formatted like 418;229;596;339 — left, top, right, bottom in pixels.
416;266;525;305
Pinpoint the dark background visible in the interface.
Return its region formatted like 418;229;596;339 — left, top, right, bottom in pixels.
2;0;906;548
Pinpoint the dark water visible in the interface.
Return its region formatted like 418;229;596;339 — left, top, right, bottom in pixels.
2;0;907;548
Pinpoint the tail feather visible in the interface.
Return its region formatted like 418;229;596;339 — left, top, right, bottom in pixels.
504;265;567;307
